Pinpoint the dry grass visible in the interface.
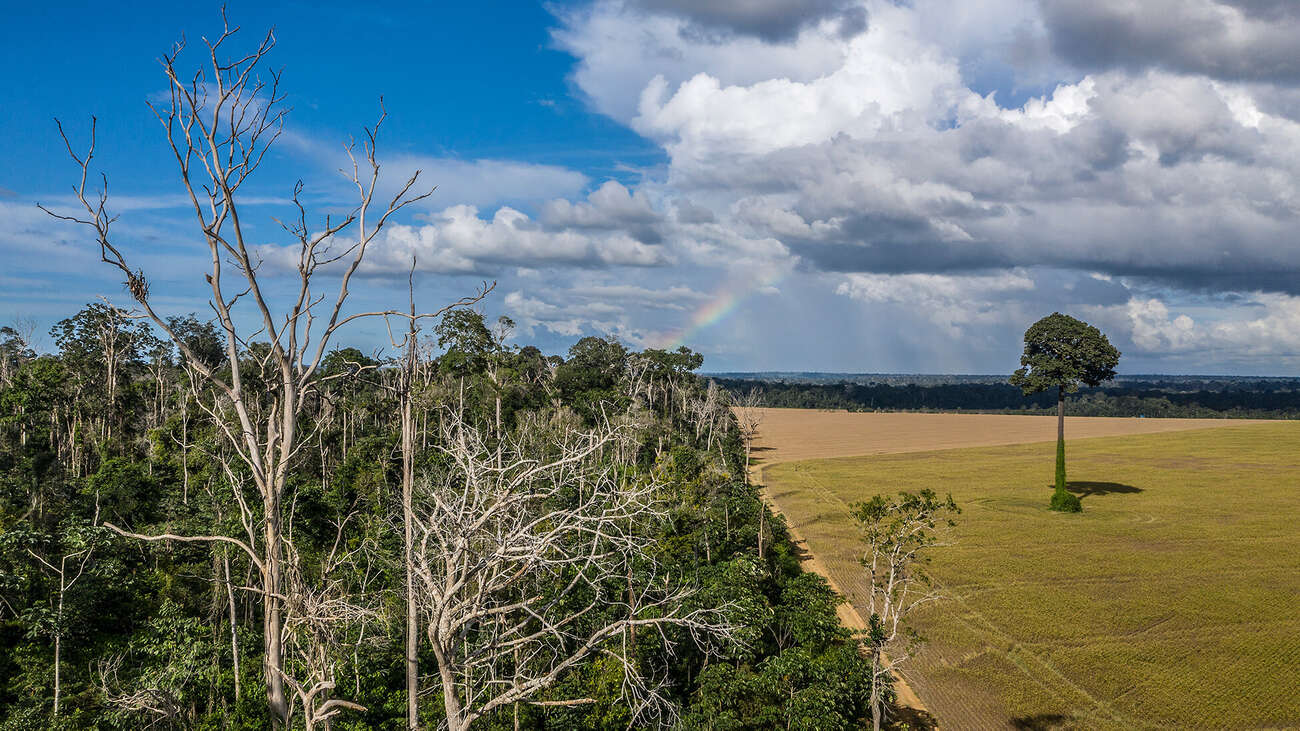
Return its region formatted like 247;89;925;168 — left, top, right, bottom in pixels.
755;410;1300;730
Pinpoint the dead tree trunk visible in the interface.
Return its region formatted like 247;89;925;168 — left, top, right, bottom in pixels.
46;14;489;726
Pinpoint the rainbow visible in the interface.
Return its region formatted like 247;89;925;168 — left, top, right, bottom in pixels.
653;268;788;350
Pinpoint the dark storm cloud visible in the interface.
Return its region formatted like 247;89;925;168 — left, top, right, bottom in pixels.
785;198;1300;294
630;0;866;42
1038;0;1300;84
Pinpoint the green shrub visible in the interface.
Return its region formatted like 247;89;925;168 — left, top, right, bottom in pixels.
1049;488;1082;513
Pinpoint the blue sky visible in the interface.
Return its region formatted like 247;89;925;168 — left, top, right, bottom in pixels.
5;1;1300;375
2;1;658;196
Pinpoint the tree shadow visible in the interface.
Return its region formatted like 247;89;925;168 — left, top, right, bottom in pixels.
888;705;939;730
1064;481;1143;498
1011;714;1070;730
787;536;814;564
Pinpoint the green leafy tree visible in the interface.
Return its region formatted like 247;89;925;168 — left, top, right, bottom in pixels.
434;309;495;377
164;314;226;371
1010;313;1120;512
0;325;36;387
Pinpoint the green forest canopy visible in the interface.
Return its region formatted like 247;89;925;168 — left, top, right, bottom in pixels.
0;305;881;730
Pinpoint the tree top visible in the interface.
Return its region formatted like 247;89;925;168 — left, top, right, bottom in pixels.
1009;312;1121;395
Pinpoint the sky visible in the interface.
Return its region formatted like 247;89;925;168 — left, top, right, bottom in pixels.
4;0;1300;375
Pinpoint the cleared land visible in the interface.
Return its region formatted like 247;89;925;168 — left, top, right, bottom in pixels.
753;410;1300;729
746;408;1270;464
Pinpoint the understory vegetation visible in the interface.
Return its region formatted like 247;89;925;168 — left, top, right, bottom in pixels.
0;308;879;729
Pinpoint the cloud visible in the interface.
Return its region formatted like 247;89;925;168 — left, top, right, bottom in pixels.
628;0;867;42
836;269;1035;334
504;290;625;337
552;2;853;122
503;282;707;341
357;202;673;275
541;180;665;244
1037;0;1300;84
1121;294;1300;359
534;0;1300;372
622;31;1300;290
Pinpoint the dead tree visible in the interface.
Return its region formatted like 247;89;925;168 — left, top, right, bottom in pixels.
382;261;424;730
851;490;959;731
411;405;736;731
42;14;488;726
277;513;380;731
731;388;767;557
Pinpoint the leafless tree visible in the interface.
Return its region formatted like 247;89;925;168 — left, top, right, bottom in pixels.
381;260;425;730
97;653;187;729
277;512;381;731
42;13;487;726
852;490;959;731
411;405;736;731
731;388;766;557
732;388;764;476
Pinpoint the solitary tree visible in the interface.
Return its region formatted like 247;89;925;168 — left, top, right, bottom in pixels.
1010;313;1120;512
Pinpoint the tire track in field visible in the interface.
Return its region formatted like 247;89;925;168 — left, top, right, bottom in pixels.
775;463;1139;730
745;411;1284;730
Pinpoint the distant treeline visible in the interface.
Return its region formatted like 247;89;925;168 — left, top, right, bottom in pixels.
715;378;1300;419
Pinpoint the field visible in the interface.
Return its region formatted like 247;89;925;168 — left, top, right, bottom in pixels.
753;410;1300;729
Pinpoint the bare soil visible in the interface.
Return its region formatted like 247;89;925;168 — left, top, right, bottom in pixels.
746;409;1267;466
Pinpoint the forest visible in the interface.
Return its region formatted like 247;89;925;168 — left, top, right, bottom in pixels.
717;377;1300;418
0;307;879;729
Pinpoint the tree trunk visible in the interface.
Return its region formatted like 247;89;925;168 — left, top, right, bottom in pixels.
434;641;468;731
181;405;190;505
223;554;242;702
402;295;422;730
264;511;289;726
53;632;62;717
870;652;883;731
1056;385;1066;492
403;391;419;730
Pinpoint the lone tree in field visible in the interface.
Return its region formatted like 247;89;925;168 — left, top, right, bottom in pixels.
1010;313;1120;512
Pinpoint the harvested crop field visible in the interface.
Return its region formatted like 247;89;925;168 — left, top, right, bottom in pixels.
745;408;1270;464
753;409;1300;730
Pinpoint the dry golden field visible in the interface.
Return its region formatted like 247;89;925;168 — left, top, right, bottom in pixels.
745;408;1269;464
752;409;1300;730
